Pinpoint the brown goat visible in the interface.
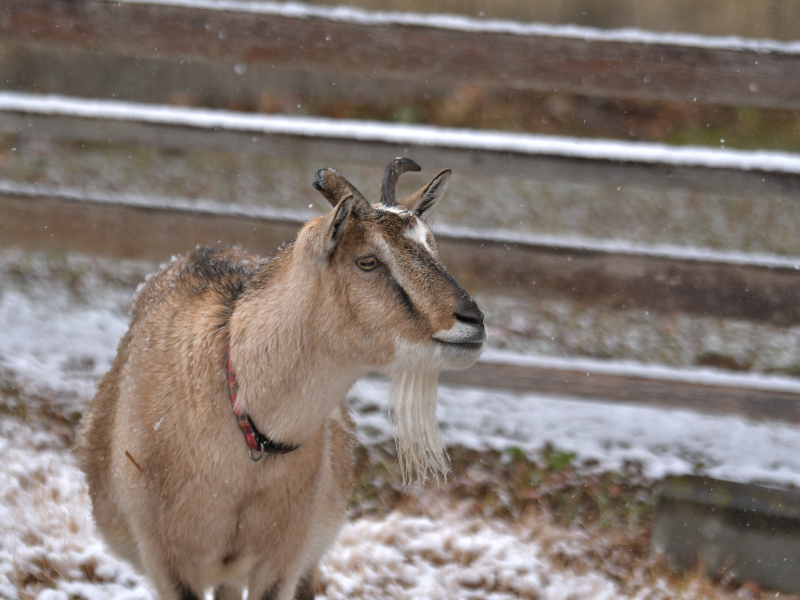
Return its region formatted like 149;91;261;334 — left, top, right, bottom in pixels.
74;158;486;600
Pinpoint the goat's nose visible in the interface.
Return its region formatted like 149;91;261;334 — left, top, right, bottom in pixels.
454;297;484;326
432;295;486;345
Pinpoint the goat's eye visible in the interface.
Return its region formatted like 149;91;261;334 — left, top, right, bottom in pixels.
356;256;378;271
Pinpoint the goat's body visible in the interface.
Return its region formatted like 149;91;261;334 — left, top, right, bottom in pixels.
76;160;486;600
76;248;355;600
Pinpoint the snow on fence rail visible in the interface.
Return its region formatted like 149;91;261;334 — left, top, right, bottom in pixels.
1;92;799;199
2;0;800;109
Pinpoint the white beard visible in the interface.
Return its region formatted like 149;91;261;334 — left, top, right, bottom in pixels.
389;371;448;484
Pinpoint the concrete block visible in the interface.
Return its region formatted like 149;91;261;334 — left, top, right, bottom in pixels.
652;475;800;594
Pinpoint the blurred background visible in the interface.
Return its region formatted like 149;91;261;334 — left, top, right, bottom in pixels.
2;1;800;599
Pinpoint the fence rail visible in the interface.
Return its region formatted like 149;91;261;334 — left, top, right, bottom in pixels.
1;92;799;196
2;0;800;109
3;179;800;326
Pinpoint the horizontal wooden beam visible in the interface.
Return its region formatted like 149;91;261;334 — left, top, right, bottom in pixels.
1;98;799;201
2;0;799;109
3;186;800;328
442;361;800;424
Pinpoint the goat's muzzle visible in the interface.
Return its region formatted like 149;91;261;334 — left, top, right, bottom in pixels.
432;296;486;368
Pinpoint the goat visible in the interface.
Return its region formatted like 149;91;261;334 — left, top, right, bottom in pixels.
74;158;486;600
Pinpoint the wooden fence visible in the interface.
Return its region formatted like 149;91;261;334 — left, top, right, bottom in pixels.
2;0;800;423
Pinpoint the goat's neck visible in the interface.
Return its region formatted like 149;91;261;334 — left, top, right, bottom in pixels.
228;259;363;445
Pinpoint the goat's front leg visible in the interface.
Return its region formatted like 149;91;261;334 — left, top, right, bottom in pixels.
136;539;203;600
293;566;319;600
213;584;243;600
248;560;312;600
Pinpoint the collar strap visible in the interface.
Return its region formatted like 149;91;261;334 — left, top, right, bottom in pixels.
227;348;298;462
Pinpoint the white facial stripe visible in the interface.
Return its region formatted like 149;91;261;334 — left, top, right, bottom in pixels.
373;234;394;261
372;206;433;253
404;220;432;252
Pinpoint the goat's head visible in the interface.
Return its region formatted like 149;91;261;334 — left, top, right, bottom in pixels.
297;158;485;481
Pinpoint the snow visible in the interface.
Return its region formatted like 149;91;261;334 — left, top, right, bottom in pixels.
111;0;800;54
350;378;800;488
3;91;800;175
0;254;135;417
0;180;314;226
0;418;153;600
433;223;800;270
0;418;689;600
322;512;621;599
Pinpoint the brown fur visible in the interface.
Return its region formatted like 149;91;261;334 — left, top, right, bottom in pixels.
74;162;484;600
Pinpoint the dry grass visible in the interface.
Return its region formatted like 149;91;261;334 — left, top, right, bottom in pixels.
346;442;781;599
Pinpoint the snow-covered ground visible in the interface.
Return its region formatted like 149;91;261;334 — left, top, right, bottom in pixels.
2;248;798;598
1;415;730;600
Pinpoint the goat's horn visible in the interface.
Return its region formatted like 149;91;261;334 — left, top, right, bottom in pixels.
381;157;421;207
313;168;367;208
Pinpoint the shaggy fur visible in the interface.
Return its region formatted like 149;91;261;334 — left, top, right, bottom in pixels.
74;161;485;600
390;371;445;484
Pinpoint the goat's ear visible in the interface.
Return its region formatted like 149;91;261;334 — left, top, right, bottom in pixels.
397;169;451;218
322;195;369;255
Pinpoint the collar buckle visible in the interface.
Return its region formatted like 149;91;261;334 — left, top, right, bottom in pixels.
227;347;298;460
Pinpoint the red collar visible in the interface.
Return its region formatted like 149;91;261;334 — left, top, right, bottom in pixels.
227;348;298;462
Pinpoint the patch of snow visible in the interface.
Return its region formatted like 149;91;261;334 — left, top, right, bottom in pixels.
433;223;800;270
0;252;137;416
322;512;621;599
0;415;698;600
0;288;129;407
3;92;800;174
350;378;800;488
111;0;800;54
0;418;152;600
